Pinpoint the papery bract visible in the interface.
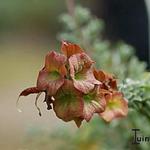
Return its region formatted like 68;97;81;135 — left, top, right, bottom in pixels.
19;87;41;97
82;86;106;122
69;53;100;94
94;69;117;90
37;51;67;96
18;41;128;127
61;41;83;58
53;80;84;127
99;92;128;122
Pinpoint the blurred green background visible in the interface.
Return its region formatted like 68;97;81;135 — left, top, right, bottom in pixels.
0;0;149;150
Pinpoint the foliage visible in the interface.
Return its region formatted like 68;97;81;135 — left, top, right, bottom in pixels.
120;74;150;121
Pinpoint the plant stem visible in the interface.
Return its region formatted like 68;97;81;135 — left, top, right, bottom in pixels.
65;0;75;16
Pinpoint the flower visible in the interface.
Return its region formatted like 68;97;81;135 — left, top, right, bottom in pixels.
69;53;100;94
37;51;67;96
17;51;67;116
53;80;84;127
94;69;117;90
61;41;83;58
99;91;128;122
82;86;106;122
18;41;128;127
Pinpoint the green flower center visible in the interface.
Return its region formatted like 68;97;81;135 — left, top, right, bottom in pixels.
108;99;121;109
58;90;77;102
47;71;60;80
75;72;84;80
83;93;96;102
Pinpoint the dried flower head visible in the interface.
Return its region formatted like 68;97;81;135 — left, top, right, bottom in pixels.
18;41;128;127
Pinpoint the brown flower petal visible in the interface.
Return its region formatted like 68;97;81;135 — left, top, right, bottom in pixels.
73;117;84;128
19;87;41;96
45;51;67;73
37;51;67;95
61;41;83;58
37;68;65;95
99;92;128;122
94;69;117;90
17;87;42;114
82;86;106;122
69;53;100;93
53;80;84;123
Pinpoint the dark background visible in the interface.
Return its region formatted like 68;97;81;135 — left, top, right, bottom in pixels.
90;0;149;67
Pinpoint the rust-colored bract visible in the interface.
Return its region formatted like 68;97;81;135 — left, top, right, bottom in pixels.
18;41;128;127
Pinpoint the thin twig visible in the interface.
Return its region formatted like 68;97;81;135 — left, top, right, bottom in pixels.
35;92;42;116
